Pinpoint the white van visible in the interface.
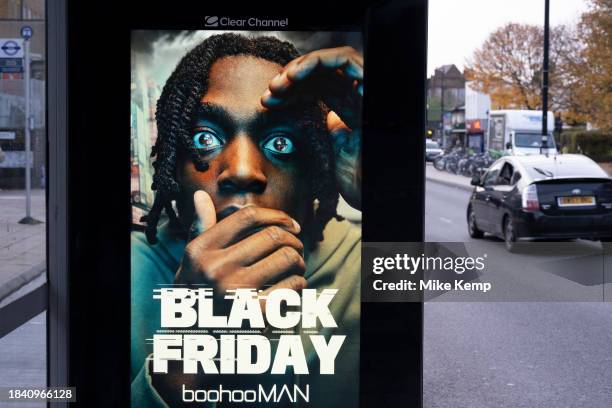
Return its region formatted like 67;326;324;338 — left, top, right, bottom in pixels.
487;110;557;156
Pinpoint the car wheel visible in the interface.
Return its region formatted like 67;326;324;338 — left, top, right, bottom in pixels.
467;206;484;239
504;214;518;252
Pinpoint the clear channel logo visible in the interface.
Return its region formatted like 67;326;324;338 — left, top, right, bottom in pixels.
204;16;288;28
205;16;219;27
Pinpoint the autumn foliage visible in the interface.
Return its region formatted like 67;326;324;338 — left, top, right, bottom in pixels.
571;0;611;129
466;0;611;130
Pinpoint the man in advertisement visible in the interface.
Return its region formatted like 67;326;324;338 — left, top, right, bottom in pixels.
131;32;363;407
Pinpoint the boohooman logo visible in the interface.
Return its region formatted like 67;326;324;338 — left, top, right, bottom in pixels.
205;16;219;27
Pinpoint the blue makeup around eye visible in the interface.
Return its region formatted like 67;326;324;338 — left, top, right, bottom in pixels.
193;129;222;151
263;135;296;154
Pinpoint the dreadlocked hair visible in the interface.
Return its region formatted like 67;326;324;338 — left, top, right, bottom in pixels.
144;33;340;245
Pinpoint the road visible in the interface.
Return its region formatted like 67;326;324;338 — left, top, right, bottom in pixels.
424;180;612;408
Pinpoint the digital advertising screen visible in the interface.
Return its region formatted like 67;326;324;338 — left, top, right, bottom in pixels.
130;30;363;407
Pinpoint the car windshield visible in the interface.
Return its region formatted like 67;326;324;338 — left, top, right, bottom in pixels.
426;141;439;149
515;133;556;148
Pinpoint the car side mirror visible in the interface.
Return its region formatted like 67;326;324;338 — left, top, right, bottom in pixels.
471;175;482;186
505;142;512;150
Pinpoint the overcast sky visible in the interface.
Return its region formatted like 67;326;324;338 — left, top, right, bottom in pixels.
427;0;590;76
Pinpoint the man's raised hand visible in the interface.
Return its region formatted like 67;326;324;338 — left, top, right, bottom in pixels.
261;47;362;209
175;191;307;296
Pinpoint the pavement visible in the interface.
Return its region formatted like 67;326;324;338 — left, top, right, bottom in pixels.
425;162;473;191
0;189;46;302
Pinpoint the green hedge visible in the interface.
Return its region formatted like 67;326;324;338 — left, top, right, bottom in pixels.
558;131;612;162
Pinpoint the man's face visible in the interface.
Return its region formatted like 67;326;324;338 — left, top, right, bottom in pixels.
176;55;311;228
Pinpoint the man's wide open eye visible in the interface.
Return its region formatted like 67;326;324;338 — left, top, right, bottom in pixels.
192;129;222;151
262;135;296;155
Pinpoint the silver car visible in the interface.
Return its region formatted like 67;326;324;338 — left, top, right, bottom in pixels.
425;140;442;161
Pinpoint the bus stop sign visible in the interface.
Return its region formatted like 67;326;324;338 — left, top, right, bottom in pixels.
21;26;33;40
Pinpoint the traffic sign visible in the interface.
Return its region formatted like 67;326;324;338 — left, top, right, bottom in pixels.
0;38;24;58
21;26;33;40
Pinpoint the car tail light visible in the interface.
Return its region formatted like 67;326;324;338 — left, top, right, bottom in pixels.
522;184;540;211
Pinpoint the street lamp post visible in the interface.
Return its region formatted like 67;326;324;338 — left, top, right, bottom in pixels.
437;68;446;148
540;0;550;155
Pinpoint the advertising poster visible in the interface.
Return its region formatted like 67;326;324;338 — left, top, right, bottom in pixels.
130;30;363;407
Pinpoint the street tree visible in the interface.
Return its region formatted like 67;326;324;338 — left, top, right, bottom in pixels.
570;0;612;129
465;23;568;112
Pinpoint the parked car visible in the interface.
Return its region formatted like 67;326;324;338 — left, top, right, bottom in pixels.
466;154;612;251
425;140;443;161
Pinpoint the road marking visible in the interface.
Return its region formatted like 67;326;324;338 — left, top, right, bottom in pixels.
439;217;453;224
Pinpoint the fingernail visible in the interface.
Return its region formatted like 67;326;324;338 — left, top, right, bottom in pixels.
292;218;301;233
